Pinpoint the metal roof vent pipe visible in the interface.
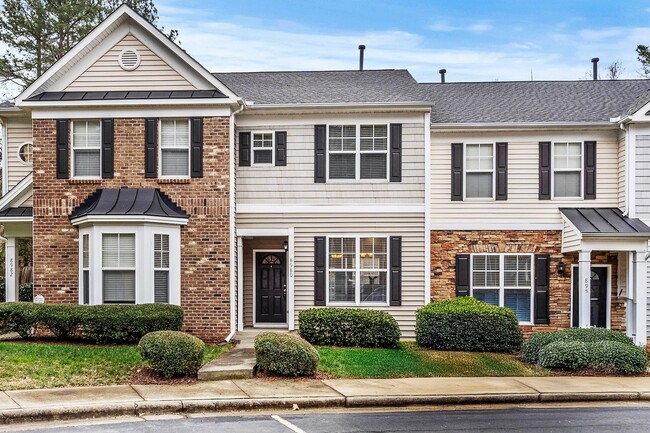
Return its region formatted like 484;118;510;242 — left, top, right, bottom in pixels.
592;57;599;80
358;44;366;70
439;68;447;83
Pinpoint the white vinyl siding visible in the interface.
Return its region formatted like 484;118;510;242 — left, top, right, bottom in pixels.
465;143;494;199
430;129;620;226
236;212;425;337
633;134;650;333
72;120;101;178
64;33;196;91
102;233;136;304
160;119;190;177
5;117;33;190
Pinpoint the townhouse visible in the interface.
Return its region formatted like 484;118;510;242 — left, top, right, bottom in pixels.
1;4;650;343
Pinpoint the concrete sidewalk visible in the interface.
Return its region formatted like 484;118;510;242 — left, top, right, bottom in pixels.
2;376;650;424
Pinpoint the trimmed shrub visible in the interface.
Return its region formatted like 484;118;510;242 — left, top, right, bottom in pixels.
538;340;590;370
139;331;205;378
18;283;33;302
521;328;634;364
255;332;319;376
415;297;522;352
298;308;400;348
38;304;83;339
0;302;42;338
588;341;648;375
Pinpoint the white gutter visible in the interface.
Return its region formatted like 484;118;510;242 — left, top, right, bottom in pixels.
245;101;433;110
429;121;615;131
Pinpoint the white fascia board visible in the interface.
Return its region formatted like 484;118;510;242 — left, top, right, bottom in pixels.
23;98;234;109
0;173;32;212
429;121;615;132
70;215;188;227
32;106;232;119
429;222;564;231
236;204;425;214
0;217;33;223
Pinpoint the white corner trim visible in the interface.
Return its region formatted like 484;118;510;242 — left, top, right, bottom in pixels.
236;204;425;214
1;118;7;196
423;111;431;306
429;222;564;231
0;173;32;212
70;215;188;227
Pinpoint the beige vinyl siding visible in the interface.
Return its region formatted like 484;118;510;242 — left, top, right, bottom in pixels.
242;237;286;327
634;134;650;333
561;219;581;252
235;120;425;205
236;212;426;337
65;33;196;91
5;117;33;191
431;129;620;226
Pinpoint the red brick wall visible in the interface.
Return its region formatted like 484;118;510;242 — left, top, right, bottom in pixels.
430;230;624;336
32;118;231;342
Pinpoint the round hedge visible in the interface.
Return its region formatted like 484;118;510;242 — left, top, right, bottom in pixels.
139;331;205;378
298;308;400;348
538;340;590;370
255;332;319;376
588;341;648;375
521;328;634;364
415;297;522;352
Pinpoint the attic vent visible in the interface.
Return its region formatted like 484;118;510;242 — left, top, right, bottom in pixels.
118;48;141;71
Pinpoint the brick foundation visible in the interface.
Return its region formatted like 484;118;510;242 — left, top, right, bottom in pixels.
32;118;231;343
430;230;625;336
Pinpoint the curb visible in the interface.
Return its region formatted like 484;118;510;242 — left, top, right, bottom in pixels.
1;393;648;425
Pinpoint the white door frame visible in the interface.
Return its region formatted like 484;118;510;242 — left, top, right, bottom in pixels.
570;264;612;329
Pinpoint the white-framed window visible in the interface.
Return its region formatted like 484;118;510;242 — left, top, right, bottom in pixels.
552;141;582;198
160;119;190;177
470;253;533;323
17;142;33;165
327;236;388;305
252;132;274;165
72;120;101;178
102;233;136;304
82;234;90;305
327;124;388;180
464;143;494;199
154;233;170;303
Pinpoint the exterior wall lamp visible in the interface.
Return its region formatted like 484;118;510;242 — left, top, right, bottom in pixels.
556;261;565;277
283;240;289;252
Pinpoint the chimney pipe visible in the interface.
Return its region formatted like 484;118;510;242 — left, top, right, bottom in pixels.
358;45;366;70
439;68;447;83
591;57;599;81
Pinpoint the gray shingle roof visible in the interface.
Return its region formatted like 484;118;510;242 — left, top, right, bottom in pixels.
0;101;14;108
560;208;650;236
213;69;421;104
418;79;650;124
70;188;187;220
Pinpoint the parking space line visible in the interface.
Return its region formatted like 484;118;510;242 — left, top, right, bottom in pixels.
271;415;307;433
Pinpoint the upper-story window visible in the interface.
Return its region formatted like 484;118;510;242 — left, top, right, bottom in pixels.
553;142;582;198
18;142;33;165
328;124;388;180
465;143;494;199
252;132;274;165
160;119;190;177
72;120;101;178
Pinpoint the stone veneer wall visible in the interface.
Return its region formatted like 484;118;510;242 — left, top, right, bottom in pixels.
430;230;624;336
32;117;230;342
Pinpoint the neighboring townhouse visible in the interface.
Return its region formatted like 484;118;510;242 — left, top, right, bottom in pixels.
1;4;650;344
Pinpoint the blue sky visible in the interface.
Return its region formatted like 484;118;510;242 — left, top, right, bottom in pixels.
156;0;650;82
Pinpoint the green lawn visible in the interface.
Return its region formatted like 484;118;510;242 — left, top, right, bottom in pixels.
317;342;548;379
0;341;230;390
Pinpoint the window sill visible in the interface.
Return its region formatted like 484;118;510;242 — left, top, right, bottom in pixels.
69;178;103;185
157;178;191;184
326;302;390;307
326;179;389;184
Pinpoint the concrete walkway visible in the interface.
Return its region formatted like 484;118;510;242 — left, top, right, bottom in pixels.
3;376;650;424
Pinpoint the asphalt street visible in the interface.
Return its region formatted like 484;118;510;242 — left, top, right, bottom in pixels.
7;405;650;433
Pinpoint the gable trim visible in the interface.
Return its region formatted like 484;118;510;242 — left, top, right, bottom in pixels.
0;173;32;212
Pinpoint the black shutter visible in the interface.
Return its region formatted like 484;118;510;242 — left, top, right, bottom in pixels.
584;141;597;200
314;236;326;306
144;118;157;178
101;119;114;179
389;236;402;306
389;123;402;182
239;132;251;167
190;117;203;178
314;125;326;183
539;141;551;200
496;142;508;200
451;143;463;201
534;254;550;325
275;131;287;166
455;254;470;297
56;119;69;179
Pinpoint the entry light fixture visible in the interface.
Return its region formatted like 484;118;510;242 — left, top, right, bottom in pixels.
433;267;443;278
283;240;288;251
556;261;565;277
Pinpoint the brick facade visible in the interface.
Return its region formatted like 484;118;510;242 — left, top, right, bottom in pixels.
430;230;625;336
32;117;231;342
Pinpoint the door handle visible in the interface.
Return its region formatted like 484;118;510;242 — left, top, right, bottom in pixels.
283;288;287;298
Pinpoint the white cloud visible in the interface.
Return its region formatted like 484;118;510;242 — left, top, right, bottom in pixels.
428;20;493;33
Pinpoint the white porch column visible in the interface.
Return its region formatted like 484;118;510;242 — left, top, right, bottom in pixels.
4;237;18;302
237;237;244;332
578;250;592;328
634;250;647;345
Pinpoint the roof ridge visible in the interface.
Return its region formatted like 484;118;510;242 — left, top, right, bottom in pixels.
213;69;405;75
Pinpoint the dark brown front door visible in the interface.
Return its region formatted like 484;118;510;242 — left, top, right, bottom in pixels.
572;266;608;328
255;252;286;323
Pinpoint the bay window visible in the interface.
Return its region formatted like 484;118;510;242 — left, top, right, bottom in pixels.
102;233;136;304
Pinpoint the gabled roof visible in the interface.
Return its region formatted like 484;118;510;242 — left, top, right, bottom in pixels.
213;69;423;105
0;101;13;108
560;208;650;236
418;79;650;124
70;188;187;222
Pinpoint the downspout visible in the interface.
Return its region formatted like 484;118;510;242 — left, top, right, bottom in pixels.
226;99;246;343
0;117;6;196
621;121;632;216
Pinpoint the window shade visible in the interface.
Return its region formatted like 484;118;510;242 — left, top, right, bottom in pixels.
505;289;531;322
154;234;169;268
329;154;355;179
102;234;135;268
154;270;169;303
103;270;136;303
161;149;190;177
360;154;387;179
74;150;101;177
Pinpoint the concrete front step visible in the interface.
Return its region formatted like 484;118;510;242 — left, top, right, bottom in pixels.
198;348;256;381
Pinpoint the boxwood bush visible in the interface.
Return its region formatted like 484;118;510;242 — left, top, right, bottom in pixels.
588;341;648;375
255;332;319;376
298;308;400;348
415;297;523;352
521;328;634;364
139;331;205;378
0;302;183;343
538;340;591;370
